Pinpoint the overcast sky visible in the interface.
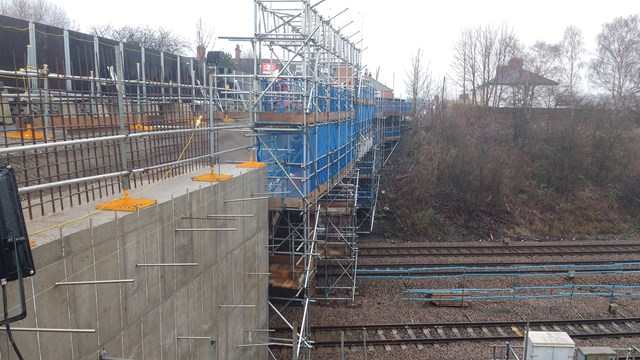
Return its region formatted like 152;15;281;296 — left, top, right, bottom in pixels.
54;0;639;97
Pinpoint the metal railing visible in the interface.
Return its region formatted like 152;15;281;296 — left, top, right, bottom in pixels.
0;17;252;219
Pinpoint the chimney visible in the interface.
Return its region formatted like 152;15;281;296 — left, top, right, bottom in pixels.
235;44;241;66
496;65;508;77
508;57;523;69
196;45;205;62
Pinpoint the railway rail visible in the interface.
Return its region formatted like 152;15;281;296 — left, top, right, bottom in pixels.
271;317;640;349
357;243;640;258
317;260;640;277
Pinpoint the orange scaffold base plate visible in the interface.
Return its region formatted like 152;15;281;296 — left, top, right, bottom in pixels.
5;125;51;140
192;168;233;182
236;155;266;169
95;190;157;212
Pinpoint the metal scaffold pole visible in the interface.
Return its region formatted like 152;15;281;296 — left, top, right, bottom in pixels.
222;0;378;358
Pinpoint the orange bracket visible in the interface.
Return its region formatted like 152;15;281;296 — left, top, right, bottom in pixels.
5;124;51;140
236;155;266;169
95;190;157;212
129;118;155;132
192;167;233;182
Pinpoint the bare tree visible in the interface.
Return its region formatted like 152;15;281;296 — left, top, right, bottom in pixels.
241;46;255;60
589;15;640;111
405;48;432;122
196;18;215;49
452;28;478;104
559;25;585;112
195;17;215;57
89;25;191;55
489;24;522;107
0;0;74;28
526;41;561;108
451;23;520;108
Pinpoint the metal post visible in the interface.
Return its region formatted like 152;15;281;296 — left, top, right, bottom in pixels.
249;39;256;160
0;327;95;333
28;22;37;89
160;51;165;103
177;55;182;103
209;73;216;169
136;263;198;267
292;323;298;360
190;58;196;111
93;36;101;96
175;228;237;232
114;45;131;193
55;279;134;286
224;196;268;203
340;331;344;360
522;321;530;360
140;46;147;101
63;30;72;91
42;64;51;134
363;329;367;360
135;63;142;121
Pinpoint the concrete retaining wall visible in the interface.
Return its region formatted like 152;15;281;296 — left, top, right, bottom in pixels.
0;166;268;360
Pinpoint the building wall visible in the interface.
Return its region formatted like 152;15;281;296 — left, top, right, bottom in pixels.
0;167;268;360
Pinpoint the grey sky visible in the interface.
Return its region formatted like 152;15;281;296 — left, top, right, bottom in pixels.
54;0;639;97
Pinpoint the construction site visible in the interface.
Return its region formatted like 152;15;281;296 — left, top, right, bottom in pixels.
0;1;410;359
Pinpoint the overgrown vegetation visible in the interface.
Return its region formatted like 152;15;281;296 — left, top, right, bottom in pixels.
378;105;640;241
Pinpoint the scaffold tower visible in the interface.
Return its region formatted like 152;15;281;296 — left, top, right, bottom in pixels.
221;0;374;358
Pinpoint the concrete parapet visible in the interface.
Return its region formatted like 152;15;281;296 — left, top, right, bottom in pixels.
0;165;268;360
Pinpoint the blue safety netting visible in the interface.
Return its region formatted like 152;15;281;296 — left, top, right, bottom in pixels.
256;80;377;200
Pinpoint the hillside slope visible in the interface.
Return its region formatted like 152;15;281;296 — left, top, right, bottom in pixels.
376;105;640;241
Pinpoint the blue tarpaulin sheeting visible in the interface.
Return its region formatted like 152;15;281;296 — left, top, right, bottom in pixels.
257;81;380;200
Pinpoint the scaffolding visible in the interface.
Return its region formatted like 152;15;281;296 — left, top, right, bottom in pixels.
379;98;412;165
219;1;376;358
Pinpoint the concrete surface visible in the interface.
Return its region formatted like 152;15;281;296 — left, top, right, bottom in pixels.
0;164;269;360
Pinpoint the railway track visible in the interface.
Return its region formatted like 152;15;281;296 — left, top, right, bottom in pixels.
316;260;640;277
353;259;640;269
358;243;640;258
271;317;640;349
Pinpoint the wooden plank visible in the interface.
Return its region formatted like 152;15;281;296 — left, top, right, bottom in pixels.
451;327;461;338
467;327;476;337
436;327;446;338
481;326;492;337
377;330;391;352
256;111;355;124
511;326;523;337
406;328;423;350
496;327;507;337
422;328;439;348
611;322;624;332
392;329;406;350
581;324;594;334
597;323;611;333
